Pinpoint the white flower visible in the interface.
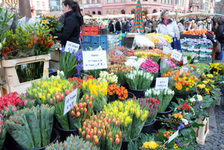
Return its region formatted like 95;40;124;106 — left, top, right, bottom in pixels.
182;118;189;125
189;98;196;102
197;95;203;101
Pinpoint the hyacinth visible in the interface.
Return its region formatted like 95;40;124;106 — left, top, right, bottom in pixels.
103;100;148;139
140;58;159;74
46;135;98;150
80;112;122;150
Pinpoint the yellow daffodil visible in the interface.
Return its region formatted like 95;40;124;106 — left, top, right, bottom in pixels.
142;141;159;149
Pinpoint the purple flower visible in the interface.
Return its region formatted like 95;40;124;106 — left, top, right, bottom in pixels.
177;123;185;130
76;63;82;72
60;48;64;54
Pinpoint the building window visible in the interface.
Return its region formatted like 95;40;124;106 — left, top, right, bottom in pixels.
160;0;162;3
143;0;148;1
97;0;101;3
121;0;125;2
153;0;157;1
114;0;117;2
175;0;178;4
92;11;96;15
164;0;166;3
168;0;169;4
98;11;101;15
171;0;173;4
107;0;110;3
131;9;135;14
121;9;125;14
131;0;136;1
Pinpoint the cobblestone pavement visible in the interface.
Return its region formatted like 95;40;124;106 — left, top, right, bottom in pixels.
195;103;224;150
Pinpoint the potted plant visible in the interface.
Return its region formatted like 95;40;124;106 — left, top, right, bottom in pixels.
126;70;154;98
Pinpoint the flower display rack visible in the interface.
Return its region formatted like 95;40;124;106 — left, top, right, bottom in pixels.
1;55;50;95
195;117;209;145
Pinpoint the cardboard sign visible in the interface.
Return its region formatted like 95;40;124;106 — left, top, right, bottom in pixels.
168;130;179;143
83;51;107;70
183;56;187;65
64;41;80;53
180;67;189;74
155;77;169;90
163;46;171;55
64;89;78;115
171;50;182;61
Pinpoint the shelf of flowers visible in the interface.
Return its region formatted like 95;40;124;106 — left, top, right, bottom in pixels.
0;45;223;150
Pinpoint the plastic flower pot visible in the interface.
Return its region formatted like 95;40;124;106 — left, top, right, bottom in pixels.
4;129;59;150
121;135;141;150
128;92;135;99
128;88;145;98
55;121;78;142
141;119;156;134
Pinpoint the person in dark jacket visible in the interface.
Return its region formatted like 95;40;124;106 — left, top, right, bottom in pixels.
115;19;121;34
214;19;224;60
108;20;115;33
54;0;83;46
125;19;131;32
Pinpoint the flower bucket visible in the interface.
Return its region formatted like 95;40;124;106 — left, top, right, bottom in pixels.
128;92;135;99
128;88;145;98
154;107;173;130
55;121;78;142
141;119;156;134
4;129;59;150
121;135;141;150
175;91;196;100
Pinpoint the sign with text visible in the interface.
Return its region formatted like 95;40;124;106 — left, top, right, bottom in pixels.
171;50;182;61
64;41;80;53
168;130;179;143
115;50;124;56
183;56;187;65
83;51;107;70
163;46;171;55
180;67;189;74
64;89;78;115
155;77;169;90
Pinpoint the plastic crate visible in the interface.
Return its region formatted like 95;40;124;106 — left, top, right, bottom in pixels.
91;36;100;45
82;25;99;36
101;45;108;51
99;29;108;35
83;36;91;43
1;55;50;94
100;35;107;43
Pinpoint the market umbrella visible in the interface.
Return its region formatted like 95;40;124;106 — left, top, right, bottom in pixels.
131;0;144;33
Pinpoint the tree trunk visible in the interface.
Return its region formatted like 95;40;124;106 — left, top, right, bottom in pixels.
19;0;31;20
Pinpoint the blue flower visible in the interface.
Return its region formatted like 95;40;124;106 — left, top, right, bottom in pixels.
60;48;64;54
76;63;82;72
168;117;171;120
176;139;182;146
177;123;185;130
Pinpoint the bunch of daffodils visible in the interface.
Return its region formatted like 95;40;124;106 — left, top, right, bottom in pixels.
103;100;148;139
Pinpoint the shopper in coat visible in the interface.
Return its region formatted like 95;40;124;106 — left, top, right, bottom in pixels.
214;19;224;60
157;10;180;39
115;19;121;34
108;20;115;33
54;0;83;46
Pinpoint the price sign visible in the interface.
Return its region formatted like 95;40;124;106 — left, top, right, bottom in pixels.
83;51;107;70
115;50;124;56
168;130;179;143
183;56;187;65
94;46;103;51
163;46;171;55
64;41;80;53
171;50;182;61
64;88;78;115
180;67;189;74
155;77;169;90
191;53;196;59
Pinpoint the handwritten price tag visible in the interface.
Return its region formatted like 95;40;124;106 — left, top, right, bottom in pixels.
168;130;179;143
64;89;78;115
64;41;80;53
171;50;182;61
183;56;187;65
180;67;189;74
155;77;169;90
163;46;171;55
83;51;107;71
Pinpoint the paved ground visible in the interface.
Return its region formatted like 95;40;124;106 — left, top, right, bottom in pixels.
195;96;224;150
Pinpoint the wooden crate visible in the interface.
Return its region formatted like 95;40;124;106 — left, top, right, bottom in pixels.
1;55;50;95
195;117;209;145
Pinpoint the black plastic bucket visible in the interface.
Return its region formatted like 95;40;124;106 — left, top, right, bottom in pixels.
141;120;156;134
121;135;141;150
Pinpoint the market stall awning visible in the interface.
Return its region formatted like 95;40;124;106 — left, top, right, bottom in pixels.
131;0;144;33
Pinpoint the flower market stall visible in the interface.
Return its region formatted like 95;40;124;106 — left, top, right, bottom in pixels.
1;6;224;150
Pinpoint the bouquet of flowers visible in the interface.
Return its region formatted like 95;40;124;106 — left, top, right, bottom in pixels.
160;57;177;75
59;49;83;78
68;77;83;89
126;70;154;90
0;117;6;150
40;15;63;33
140;58;159;75
27;78;74;129
145;88;174;112
134;49;162;62
69;94;94;129
125;57;145;70
197;73;215;96
138;98;159;124
98;71;118;84
82;79;108;112
141;140;160;150
5;105;55;149
107;84;128;101
107;64;133;85
103;100;148;139
46;135;98;150
80;112;122;150
210;63;224;75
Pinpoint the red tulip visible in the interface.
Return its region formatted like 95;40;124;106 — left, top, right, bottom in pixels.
115;138;120;145
71;111;75;117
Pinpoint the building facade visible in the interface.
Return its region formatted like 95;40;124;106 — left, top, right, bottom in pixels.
83;0;189;15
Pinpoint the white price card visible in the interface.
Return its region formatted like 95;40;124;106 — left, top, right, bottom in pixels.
64;89;78;115
115;50;124;56
180;67;189;74
168;130;179;143
163;46;170;55
191;53;196;59
183;56;187;65
155;77;169;90
83;51;107;71
171;50;182;62
64;41;80;53
94;46;103;51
